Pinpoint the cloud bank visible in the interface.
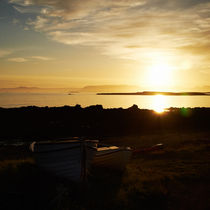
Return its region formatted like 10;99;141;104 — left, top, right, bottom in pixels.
9;0;210;70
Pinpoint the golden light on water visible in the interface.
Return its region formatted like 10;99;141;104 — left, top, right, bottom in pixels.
153;94;166;113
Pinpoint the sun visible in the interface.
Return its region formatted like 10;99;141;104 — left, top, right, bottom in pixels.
150;63;171;84
145;53;174;90
147;62;172;89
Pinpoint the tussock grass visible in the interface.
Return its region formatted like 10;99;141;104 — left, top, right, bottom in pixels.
0;131;210;209
0;158;34;169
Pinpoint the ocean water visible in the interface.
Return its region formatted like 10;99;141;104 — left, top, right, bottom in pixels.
0;93;210;111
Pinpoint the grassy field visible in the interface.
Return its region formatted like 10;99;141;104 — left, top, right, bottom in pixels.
0;131;210;210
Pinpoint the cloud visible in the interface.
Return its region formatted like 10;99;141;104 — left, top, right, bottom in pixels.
30;56;52;60
7;55;53;62
9;0;33;6
12;18;20;24
8;57;28;62
9;0;210;62
142;0;210;10
13;5;41;13
0;50;12;58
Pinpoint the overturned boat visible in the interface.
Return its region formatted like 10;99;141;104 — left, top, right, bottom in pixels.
30;140;98;182
92;145;132;171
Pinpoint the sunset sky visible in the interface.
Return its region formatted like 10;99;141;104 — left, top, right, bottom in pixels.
1;0;210;91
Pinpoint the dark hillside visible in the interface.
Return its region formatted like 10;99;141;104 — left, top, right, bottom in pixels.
0;105;210;141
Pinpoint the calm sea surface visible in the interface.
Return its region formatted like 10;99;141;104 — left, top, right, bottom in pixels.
0;93;210;111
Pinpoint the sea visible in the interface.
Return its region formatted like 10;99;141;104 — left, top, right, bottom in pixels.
0;92;210;112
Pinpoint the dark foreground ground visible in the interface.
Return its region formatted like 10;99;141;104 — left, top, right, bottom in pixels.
0;131;210;210
0;106;210;209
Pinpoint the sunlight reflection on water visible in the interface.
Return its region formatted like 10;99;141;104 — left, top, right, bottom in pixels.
152;95;166;113
0;93;210;110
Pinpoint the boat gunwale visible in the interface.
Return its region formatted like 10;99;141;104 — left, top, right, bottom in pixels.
33;139;99;145
33;144;97;154
95;148;132;157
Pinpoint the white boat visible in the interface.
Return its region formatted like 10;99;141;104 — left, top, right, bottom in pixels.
30;140;98;182
92;145;132;170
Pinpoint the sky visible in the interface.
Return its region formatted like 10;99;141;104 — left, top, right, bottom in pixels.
1;0;210;91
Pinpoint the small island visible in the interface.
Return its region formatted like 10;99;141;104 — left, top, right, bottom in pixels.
97;91;210;96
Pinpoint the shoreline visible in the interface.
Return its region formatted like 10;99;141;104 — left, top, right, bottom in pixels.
97;91;210;96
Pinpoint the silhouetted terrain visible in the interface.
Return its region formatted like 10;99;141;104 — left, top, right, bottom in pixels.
0;131;210;210
0;105;210;210
0;105;210;141
98;91;210;95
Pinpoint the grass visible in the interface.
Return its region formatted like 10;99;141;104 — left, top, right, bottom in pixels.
0;131;210;210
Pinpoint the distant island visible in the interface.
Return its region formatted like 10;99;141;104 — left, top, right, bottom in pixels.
97;91;210;96
0;85;140;94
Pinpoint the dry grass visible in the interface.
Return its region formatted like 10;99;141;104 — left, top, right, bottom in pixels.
0;131;210;210
0;158;34;169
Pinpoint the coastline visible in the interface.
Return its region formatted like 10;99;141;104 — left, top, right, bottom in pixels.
97;91;210;96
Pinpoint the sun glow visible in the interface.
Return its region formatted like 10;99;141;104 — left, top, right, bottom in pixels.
145;53;175;90
153;94;166;113
148;63;171;86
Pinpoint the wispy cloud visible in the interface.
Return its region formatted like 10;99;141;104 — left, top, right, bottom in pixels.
13;5;42;14
9;0;210;64
12;18;20;25
29;56;53;61
0;50;12;58
7;55;53;62
8;57;28;62
9;0;33;6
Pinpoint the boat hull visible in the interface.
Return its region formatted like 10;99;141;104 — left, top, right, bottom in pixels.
30;140;97;182
93;146;132;170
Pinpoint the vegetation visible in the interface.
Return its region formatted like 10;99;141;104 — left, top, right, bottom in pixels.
0;131;210;210
0;105;210;141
